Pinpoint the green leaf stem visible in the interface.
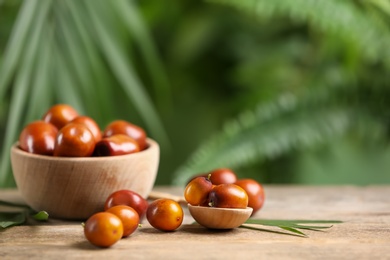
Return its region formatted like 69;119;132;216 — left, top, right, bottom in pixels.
0;200;49;228
242;218;341;237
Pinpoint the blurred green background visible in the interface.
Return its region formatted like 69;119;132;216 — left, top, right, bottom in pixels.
1;0;390;188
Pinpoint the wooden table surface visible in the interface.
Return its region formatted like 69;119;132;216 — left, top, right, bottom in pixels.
1;185;389;259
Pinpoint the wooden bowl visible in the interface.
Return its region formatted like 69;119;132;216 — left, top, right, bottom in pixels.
188;204;253;229
10;138;159;220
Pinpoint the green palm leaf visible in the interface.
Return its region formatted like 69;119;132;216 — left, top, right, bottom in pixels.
83;0;169;144
0;0;170;187
173;91;352;184
173;0;390;184
209;0;390;64
112;0;172;111
0;0;51;186
0;0;39;101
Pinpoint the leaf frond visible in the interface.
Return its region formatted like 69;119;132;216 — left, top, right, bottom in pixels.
209;0;390;65
173;90;351;184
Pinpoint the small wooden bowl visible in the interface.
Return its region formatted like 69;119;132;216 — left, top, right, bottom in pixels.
188;204;253;229
10;138;159;220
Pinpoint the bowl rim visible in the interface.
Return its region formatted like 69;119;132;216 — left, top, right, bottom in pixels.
11;137;159;162
187;204;253;213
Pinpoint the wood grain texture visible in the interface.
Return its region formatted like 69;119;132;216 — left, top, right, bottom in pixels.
1;185;390;260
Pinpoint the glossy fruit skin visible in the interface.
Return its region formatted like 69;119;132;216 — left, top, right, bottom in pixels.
19;121;58;155
208;168;237;185
70;116;102;142
104;190;148;220
186;173;208;185
235;179;265;215
146;199;183;231
209;184;248;209
106;205;139;237
94;134;140;156
84;212;123;248
103;120;147;150
184;176;213;206
42;104;79;130
53;123;95;157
